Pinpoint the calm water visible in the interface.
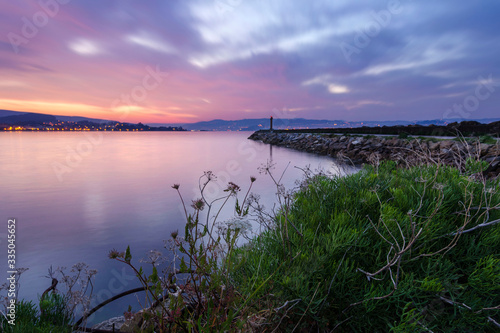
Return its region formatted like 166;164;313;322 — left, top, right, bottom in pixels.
0;131;355;324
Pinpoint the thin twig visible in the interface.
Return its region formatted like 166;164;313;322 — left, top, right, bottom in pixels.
446;218;500;236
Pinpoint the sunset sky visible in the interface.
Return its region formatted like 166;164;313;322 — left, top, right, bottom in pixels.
1;0;499;124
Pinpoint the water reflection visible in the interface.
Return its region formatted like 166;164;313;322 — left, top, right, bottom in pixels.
0;131;357;324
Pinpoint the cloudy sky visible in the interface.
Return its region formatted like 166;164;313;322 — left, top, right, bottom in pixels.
1;0;499;123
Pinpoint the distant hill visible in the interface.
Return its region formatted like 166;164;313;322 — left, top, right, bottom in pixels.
0;110;115;124
0;110;185;131
0;110;27;117
1;109;499;131
264;120;500;137
149;117;500;131
1;112;57;124
149;118;408;131
55;116;115;124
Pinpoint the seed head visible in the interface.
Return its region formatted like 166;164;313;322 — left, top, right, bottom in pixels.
191;198;205;211
108;249;124;259
225;182;241;193
171;230;179;239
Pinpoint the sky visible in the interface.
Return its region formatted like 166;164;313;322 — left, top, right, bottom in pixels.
1;0;499;124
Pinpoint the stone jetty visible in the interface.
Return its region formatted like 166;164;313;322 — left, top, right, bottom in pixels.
249;131;500;178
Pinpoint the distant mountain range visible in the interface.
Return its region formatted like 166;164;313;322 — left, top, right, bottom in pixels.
1;109;500;131
0;109;113;124
0;110;184;131
149;117;500;131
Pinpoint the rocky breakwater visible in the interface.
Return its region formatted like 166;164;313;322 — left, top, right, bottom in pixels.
248;131;500;178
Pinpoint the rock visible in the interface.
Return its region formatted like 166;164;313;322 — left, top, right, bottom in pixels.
119;311;151;333
479;143;490;156
485;156;500;164
247;131;499;177
439;141;454;150
428;142;440;150
487;145;499;155
93;316;126;331
486;156;500;169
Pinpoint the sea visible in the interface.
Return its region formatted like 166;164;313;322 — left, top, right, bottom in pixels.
0;131;356;324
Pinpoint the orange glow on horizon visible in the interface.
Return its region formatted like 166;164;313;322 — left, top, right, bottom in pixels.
0;98;200;124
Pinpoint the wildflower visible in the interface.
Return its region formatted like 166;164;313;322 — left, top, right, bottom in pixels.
61;275;75;285
16;267;29;275
141;250;165;266
225;182;241;193
226;216;252;235
250;176;256;183
191;198;205;211
108;249;124;259
204;171;216;181
72;263;87;272
258;161;276;175
88;269;98;277
172;184;180;190
171;230;178;239
124;310;134;320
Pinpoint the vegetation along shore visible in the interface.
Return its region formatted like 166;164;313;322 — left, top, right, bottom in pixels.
249;129;500;178
1;127;499;332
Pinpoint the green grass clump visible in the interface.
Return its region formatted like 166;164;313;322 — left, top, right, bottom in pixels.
416;136;440;142
479;135;497;144
233;161;500;332
0;294;73;333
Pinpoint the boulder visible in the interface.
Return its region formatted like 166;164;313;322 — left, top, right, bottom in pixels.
93;316;126;331
247;131;499;177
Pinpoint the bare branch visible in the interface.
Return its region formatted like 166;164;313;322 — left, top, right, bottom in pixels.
446;218;500;236
488;316;500;329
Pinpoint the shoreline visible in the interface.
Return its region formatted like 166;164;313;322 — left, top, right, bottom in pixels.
248;130;500;178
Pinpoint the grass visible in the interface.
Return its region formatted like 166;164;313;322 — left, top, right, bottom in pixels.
452;134;499;144
3;159;499;332
479;135;498;144
0;294;73;333
232;161;500;332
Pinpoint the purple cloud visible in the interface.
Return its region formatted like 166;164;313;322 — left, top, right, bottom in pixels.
0;0;499;123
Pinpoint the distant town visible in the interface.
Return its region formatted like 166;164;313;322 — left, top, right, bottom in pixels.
1;109;500;132
0;111;185;131
2;120;185;132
